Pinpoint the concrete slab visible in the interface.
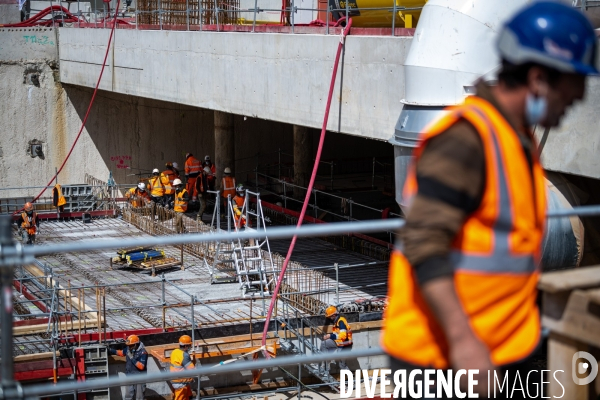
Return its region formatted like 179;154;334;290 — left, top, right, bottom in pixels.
58;28;411;141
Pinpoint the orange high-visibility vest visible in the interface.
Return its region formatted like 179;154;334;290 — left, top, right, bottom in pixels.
21;212;37;235
174;189;188;213
149;174;168;197
221;176;236;198
185;157;202;176
126;187;150;208
332;316;353;347
162;169;177;195
382;96;547;369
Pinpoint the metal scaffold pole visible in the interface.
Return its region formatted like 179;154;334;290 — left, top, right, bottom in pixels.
0;216;18;392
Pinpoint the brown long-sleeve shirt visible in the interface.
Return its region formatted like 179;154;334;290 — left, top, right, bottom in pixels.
401;82;535;283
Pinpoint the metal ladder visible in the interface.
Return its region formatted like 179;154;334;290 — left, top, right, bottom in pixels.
228;190;276;298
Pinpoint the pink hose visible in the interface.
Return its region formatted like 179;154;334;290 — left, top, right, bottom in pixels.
261;19;353;352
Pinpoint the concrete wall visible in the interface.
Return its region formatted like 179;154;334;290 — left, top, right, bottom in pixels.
536;76;600;180
58;28;410;142
1;27;393;198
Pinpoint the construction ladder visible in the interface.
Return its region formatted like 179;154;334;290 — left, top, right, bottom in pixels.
208;190;276;300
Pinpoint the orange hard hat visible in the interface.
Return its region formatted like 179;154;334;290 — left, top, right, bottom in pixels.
179;335;192;346
24;202;34;212
125;335;140;346
325;305;338;318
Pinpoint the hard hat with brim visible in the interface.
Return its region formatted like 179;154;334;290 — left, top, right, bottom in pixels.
498;1;599;76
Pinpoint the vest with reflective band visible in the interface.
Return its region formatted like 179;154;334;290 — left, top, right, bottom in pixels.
162;170;177;195
21;212;37;235
170;348;194;388
127;188;149;208
53;184;67;207
222;176;236;198
382;96;547;369
333;316;353;347
149;175;168;197
174;189;188;213
185;157;202;176
207;164;216;181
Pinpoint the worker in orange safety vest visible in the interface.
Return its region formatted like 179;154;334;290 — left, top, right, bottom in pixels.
109;335;148;400
231;184;250;230
184;153;202;201
148;168;169;206
125;183;151;208
173;179;189;233
202;155;216;191
169;335;196;400
16;202;39;245
381;2;597;396
162;162;178;206
220;167;236;214
319;305;352;374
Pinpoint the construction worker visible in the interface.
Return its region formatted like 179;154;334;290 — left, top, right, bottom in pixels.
184;153;202;202
16;202;39;245
195;166;210;220
148;168;169;206
231;184;248;229
172;162;181;178
162;162;178;206
382;2;597;396
109;334;148;400
202;155;216;191
126;183;151;208
220;167;236;212
169;335;196;400
319;305;352;374
173;178;189;233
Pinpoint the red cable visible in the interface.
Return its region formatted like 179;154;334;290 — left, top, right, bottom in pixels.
14;0;122;213
1;6;79;27
261;19;353;351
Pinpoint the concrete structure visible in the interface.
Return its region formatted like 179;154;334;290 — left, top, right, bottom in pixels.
214;110;235;187
293;124;312;196
0;0;21;25
57;28;410;142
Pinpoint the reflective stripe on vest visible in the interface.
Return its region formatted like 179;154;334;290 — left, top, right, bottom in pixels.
382;96;546;369
149;175;166;197
174;189;188;213
222;177;236;197
186;158;202;175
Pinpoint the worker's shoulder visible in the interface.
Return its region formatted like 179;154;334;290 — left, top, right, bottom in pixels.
427;118;482;151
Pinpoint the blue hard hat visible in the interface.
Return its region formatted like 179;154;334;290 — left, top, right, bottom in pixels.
498;1;598;75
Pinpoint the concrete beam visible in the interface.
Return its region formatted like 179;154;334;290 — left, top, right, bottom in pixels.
58;28;411;141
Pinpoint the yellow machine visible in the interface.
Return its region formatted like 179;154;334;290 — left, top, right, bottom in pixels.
328;0;425;27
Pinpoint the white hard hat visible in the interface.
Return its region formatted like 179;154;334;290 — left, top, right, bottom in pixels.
224;167;231;174
204;166;211;174
152;168;159;174
173;178;182;186
204;155;211;161
172;162;178;169
137;182;146;191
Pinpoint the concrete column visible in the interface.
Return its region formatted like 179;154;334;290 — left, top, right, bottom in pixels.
293;125;313;198
214;111;235;187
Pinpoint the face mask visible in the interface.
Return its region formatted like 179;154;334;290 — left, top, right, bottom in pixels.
525;89;547;126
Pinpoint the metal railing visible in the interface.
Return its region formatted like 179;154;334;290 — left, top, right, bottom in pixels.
47;0;423;37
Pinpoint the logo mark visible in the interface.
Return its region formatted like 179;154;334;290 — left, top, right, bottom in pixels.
572;351;598;385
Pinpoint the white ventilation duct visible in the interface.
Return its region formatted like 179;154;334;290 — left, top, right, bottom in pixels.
391;0;529;206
